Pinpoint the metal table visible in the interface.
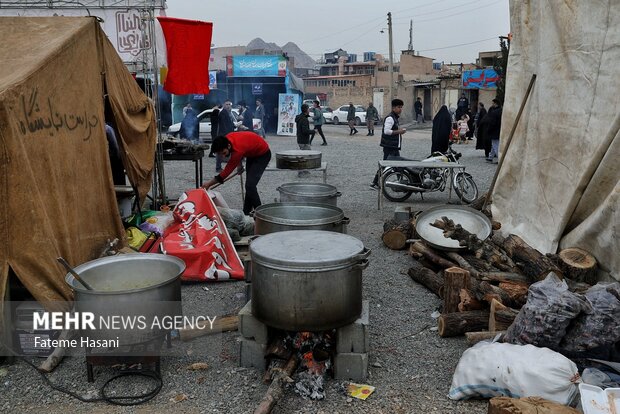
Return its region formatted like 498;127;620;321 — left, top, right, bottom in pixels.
377;160;466;209
265;162;328;183
163;150;205;188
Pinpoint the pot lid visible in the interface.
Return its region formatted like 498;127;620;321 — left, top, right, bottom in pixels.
277;182;338;197
250;230;366;269
254;202;343;226
276;150;322;157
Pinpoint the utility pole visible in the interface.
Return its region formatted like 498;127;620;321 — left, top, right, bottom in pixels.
388;12;394;103
408;20;413;51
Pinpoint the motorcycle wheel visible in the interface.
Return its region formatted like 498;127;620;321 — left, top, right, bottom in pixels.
453;172;479;204
382;170;414;202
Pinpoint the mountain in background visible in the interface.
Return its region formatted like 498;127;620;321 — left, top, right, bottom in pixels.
246;38;317;69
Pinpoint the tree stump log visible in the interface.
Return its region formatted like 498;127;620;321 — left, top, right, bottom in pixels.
408;260;443;296
458;289;485;311
438;310;490;337
498;281;529;308
557;247;597;284
478;272;529;284
410;241;456;269
382;219;413;250
502;234;562;282
489;299;519;332
443;267;471;313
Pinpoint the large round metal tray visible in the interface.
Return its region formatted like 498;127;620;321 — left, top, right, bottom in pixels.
415;205;492;251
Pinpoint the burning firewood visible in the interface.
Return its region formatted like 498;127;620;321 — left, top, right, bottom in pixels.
254;354;299;414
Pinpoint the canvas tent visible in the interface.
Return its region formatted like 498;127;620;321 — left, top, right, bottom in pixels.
0;17;156;304
493;1;619;280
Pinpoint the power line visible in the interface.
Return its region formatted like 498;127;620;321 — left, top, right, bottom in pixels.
398;0;505;24
393;0;480;20
418;36;499;52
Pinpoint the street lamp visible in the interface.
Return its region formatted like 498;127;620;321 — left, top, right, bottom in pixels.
387;12;394;103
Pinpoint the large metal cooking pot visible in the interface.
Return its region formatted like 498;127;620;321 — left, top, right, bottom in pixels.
254;202;350;235
275;150;322;169
65;254;184;346
277;182;341;206
250;230;370;331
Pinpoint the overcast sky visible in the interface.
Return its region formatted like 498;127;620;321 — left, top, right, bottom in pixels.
164;0;510;64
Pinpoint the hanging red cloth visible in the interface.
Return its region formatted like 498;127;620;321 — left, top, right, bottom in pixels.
157;17;213;95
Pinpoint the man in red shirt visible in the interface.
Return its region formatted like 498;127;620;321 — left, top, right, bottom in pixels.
201;131;271;215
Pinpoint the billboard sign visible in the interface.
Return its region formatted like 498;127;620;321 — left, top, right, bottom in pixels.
232;56;286;77
462;69;500;89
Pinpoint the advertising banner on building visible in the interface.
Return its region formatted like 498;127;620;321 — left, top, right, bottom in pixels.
277;93;299;136
462;69;500;89
232;55;287;77
209;71;217;89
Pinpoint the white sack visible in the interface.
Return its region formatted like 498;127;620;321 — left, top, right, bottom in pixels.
493;1;620;280
449;342;579;405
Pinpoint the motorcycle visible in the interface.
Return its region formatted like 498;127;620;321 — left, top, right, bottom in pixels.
381;145;479;203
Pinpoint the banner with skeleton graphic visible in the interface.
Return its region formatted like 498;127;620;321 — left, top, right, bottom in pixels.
162;189;244;282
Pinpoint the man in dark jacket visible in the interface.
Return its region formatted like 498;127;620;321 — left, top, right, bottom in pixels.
216;100;237;172
474;102;488;155
366;102;379;136
456;92;469;121
208;104;221;157
414;97;424;123
370;99;407;189
295;104;312;150
238;101;254;132
347;102;358;135
485;98;503;163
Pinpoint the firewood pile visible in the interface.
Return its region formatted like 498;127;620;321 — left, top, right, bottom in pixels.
386;205;599;343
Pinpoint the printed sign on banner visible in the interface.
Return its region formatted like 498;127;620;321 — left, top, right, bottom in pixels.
209;71;217;89
277;93;299;136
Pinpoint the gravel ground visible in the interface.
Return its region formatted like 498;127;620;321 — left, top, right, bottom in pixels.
0;123;497;413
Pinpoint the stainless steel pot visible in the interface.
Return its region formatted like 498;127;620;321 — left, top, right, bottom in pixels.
65;254;185;345
250;230;370;331
275;150;322;169
277;182;341;206
253;202;350;235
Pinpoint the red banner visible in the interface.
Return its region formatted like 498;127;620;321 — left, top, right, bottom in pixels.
162;189;244;282
157;17;213;95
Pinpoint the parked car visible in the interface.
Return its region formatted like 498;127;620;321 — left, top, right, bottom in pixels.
331;105;367;126
320;107;334;124
167;108;259;142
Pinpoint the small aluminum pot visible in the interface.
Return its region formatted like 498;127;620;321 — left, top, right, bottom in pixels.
277;182;342;206
250;230;370;331
253;202;350;235
275;150;322;169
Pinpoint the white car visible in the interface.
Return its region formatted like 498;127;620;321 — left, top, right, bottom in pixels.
331;105;367;126
168;109;260;142
320;107;334;124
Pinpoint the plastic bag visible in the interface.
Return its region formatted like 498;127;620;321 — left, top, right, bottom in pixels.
126;227;147;250
581;368;620;388
139;211;174;237
560;282;620;355
449;342;580;405
504;273;588;349
217;207;254;238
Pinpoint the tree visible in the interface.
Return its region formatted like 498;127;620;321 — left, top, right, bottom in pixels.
493;37;510;105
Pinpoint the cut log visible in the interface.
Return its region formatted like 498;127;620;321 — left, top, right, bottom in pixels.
502;234;562;282
488;299;519;332
557;247;598;284
38;329;74;373
265;338;292;361
498;281;529;307
408;260;443;297
446;252;480;278
254;354;299;414
465;330;505;346
458;289;485;311
263;359;286;384
410;241;456;269
443;267;471;313
488;396;581;414
479;272;529;284
382;219;413;250
179;315;239;342
438;310;490;337
462;254;494;272
479;281;519;308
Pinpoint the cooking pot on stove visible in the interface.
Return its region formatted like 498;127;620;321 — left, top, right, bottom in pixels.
65;254;184;345
250;230;370;331
254;202;350;235
275;150;322;169
277;182;341;206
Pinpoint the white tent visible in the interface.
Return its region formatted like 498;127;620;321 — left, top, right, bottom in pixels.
493;1;619;281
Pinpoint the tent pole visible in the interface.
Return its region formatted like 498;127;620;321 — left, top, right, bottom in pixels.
482;73;537;211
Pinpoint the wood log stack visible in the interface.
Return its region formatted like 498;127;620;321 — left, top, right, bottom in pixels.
405;216;598;343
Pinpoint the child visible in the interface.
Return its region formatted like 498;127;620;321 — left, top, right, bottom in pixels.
450;122;460;145
457;114;470;144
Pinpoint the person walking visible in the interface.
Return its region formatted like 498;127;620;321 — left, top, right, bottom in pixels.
216;100;237;172
370;99;407;189
309;100;327;145
414;97;424;123
366;102;378;136
238;101;254;132
347;102;358;135
485;98;503;163
208;104;221;158
431;105;453;154
254;98;266;138
295;104;312;150
201;131;271;215
180;104;199;144
474;102;488;154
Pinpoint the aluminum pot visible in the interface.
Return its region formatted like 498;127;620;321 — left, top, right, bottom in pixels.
65;254;184;345
253;202;350;235
275;150;322;169
250;230;370;331
277;182;342;206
